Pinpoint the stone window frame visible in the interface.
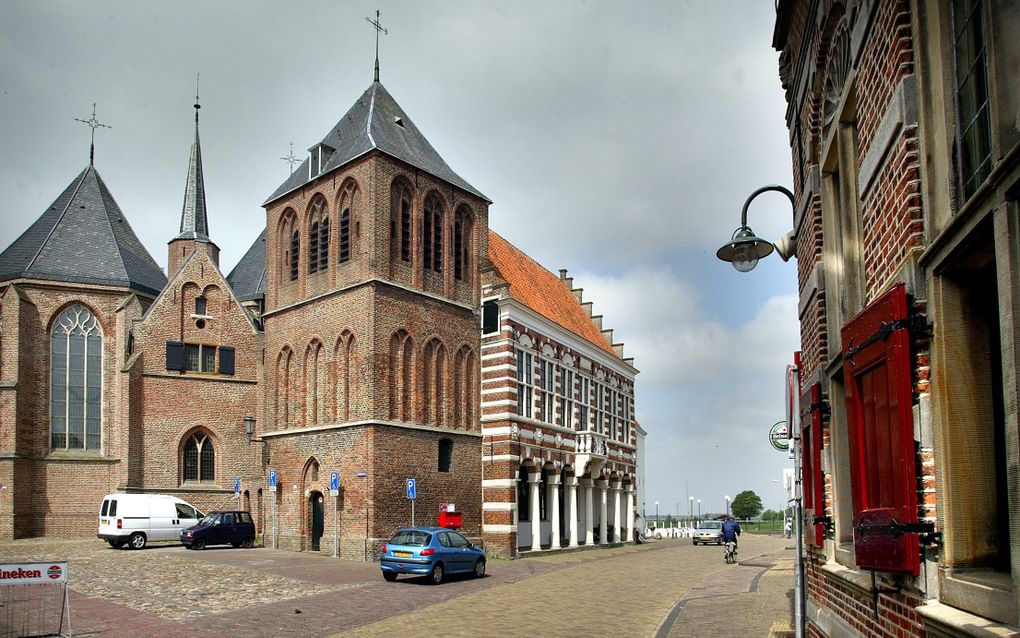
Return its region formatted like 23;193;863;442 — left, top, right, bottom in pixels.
49;303;103;452
181;429;216;484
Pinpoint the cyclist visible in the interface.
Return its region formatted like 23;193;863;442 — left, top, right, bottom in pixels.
722;516;741;563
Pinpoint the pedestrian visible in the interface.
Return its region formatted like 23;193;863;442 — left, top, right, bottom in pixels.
784;519;792;538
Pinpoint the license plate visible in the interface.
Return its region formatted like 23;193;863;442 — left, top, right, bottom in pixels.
100;519;107;525
394;551;412;558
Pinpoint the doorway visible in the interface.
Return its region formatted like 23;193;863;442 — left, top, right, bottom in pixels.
310;492;324;551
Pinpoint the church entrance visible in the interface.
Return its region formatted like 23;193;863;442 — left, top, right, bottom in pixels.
310;492;324;551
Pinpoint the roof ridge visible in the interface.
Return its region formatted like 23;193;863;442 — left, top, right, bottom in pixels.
92;170;132;284
366;83;378;147
24;167;90;273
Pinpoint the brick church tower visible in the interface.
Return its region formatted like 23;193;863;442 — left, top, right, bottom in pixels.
255;77;489;555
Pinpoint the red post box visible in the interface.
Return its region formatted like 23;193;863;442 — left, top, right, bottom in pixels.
438;510;462;529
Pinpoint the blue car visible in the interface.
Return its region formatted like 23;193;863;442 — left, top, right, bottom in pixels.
380;527;486;584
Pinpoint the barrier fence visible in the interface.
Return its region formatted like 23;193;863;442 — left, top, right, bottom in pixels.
0;562;71;638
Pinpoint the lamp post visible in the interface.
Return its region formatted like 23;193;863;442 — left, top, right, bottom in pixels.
716;185;796;272
725;495;730;517
688;495;694;527
654;501;659;529
697;498;701;526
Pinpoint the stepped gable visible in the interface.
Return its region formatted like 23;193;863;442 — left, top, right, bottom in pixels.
0;166;167;295
226;228;266;302
265;81;488;205
488;230;617;358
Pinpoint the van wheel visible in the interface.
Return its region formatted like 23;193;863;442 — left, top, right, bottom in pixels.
241;537;253;549
107;539;126;549
129;533;147;550
192;539;206;551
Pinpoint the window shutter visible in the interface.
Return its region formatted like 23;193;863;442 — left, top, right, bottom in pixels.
219;346;235;376
482;300;499;334
841;282;919;574
801;383;825;547
166;341;184;371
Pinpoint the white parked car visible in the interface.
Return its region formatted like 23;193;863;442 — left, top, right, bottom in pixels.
97;493;203;550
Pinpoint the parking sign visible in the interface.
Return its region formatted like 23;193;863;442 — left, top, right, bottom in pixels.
329;471;340;496
269;469;277;488
234;478;240;494
406;478;416;500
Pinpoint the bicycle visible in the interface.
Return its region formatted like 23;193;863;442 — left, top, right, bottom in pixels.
724;540;738;564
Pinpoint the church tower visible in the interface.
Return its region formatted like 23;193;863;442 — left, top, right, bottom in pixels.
258;71;490;553
167;89;219;276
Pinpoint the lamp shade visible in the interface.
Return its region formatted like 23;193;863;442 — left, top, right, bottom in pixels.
716;226;775;272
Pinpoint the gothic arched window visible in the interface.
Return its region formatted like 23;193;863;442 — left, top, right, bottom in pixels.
307;195;328;274
290;231;300;281
339;208;351;262
423;195;443;273
183;432;215;482
454;206;472;282
50;304;103;451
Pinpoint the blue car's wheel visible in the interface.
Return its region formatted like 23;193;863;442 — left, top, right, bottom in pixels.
383;571;398;582
473;559;486;578
429;563;444;585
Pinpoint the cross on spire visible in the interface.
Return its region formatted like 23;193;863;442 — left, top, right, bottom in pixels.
281;142;300;175
365;10;387;83
194;72;201;124
75;103;111;166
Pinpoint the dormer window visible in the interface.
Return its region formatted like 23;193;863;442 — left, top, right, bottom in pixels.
307;143;335;179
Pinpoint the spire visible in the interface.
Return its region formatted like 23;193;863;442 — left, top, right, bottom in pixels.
176;75;210;241
366;10;387;83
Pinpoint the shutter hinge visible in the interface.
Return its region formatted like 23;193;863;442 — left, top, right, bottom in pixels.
856;519;942;546
846;315;932;367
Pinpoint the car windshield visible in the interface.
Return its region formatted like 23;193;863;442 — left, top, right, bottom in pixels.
198;513;220;526
698;521;723;530
389;530;431;546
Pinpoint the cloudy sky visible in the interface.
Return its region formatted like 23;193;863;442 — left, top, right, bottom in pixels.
0;1;799;518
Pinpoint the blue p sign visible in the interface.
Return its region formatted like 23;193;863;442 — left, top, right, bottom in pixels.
269;469;277;488
330;472;339;491
234;478;240;494
406;478;417;500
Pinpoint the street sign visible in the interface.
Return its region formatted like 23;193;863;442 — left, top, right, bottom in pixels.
329;471;340;497
269;468;277;488
406;478;417;500
769;421;790;452
233;478;240;494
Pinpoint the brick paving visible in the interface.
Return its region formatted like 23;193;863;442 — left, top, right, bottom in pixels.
0;535;794;637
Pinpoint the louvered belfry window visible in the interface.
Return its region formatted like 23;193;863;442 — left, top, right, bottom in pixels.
841;282;920;574
290;231;300;281
339;208;351;262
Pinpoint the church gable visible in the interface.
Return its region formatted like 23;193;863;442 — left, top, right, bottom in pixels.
134;249;259;379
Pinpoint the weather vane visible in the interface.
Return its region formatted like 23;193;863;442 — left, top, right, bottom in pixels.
281;143;300;175
365;10;387;83
75;103;111;166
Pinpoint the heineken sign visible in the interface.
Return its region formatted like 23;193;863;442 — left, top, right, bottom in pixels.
769;421;789;452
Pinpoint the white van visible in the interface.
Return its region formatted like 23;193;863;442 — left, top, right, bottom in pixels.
97;494;203;549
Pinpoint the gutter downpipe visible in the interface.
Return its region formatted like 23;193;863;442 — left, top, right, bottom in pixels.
788;360;806;638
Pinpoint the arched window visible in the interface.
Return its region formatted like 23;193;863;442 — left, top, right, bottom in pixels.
50;304;103;451
290;231;300;281
339;208;351;262
423;339;447;426
320;219;330;270
183;432;215;482
389;330;413;421
307;195;328;274
309;222;320;273
400;192;411;261
423;195;443;273
454;206;472;282
438;439;453;473
276;348;292;428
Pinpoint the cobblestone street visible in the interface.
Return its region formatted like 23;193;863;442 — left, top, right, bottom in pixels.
1;535;793;637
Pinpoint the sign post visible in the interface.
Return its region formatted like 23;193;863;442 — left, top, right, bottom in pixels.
234;477;241;510
406;478;417;526
269;469;278;549
330;471;340;558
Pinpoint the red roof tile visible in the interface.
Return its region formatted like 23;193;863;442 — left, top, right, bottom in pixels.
488;230;617;357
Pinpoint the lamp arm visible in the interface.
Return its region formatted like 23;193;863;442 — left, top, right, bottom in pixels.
739;185;796;228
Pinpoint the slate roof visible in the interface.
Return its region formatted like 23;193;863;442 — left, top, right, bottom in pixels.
175;114;211;241
0;166;167;295
488;230;617;358
226;228;266;302
265;81;488;205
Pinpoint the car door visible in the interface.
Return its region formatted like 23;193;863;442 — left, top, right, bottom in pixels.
175;503;200;537
149;499;176;541
436;532;459;571
217;513;236;546
448;531;473;572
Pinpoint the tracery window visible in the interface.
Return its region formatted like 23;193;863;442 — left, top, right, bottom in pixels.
50;304;102;451
339;208;351;263
423;194;443;273
308;195;328;274
183;432;215;482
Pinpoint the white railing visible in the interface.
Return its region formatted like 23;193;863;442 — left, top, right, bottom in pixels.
576;431;608;457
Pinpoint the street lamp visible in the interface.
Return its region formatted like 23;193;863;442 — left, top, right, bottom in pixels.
697;498;701;525
244;415;257;441
725;495;731;516
688;495;694;527
716;185;796;272
655;501;659;528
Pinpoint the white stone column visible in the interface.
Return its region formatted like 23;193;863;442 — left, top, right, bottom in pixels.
611;480;622;543
597;479;609;545
529;472;541;551
626;487;635;543
566;476;579;548
548;474;561;549
582;478;594;545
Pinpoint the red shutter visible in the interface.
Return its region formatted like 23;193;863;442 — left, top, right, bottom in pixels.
801;383;825;547
841;282;919;574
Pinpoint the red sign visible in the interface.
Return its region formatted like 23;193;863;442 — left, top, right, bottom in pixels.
0;562;68;585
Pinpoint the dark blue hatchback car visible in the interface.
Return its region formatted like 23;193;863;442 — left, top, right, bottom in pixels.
380;527;486;584
181;511;256;550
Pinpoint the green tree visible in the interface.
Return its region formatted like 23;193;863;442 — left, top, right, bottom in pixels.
761;509;779;522
731;490;763;520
